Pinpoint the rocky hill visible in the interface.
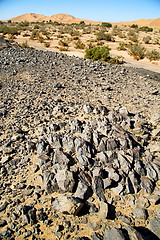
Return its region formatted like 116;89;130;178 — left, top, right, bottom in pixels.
0;44;160;239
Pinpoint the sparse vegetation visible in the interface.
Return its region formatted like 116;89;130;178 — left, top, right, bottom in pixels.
44;42;50;48
117;41;127;51
97;31;113;41
128;30;138;42
146;49;160;61
74;39;85;49
2;19;159;68
143;36;151;44
59;46;69;51
108;55;124;64
128;43;146;60
20;40;31;48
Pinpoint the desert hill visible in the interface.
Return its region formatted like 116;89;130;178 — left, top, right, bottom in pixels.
8;13;101;24
7;13;160;27
115;18;160;27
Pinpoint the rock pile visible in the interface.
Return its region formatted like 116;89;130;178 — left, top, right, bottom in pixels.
0;46;160;239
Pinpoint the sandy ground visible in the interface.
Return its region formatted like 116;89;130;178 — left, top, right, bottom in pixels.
15;35;160;74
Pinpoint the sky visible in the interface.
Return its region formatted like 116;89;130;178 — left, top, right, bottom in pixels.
0;0;160;22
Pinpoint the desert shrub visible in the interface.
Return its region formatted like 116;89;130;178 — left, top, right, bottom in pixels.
57;34;64;38
97;31;113;41
143;36;151;44
118;32;126;38
19;21;29;27
74;39;85;49
108;55;124;64
58;39;69;47
102;22;112;28
20;41;30;48
87;42;96;49
131;24;138;28
8;34;16;43
97;31;106;40
23;32;30;37
111;26;121;36
139;26;153;32
41;30;50;36
72;36;79;40
117;41;127;51
152;38;159;45
44;42;50;47
34;25;40;29
128;30;138;42
146;49;160;61
128;43;146;60
38;35;45;43
80;21;85;25
30;30;39;40
70;30;80;36
97;41;104;46
0;26;19;35
52;21;61;26
59;46;69;51
84;46;111;61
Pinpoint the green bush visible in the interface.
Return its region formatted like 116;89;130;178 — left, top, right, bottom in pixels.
0;26;19;35
139;26;153;32
84;46;111;61
131;24;138;28
19;21;29;27
102;22;112;28
128;43;146;60
146;49;160;61
34;25;40;29
143;36;151;44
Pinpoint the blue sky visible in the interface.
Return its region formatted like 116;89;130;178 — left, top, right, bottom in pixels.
0;0;160;22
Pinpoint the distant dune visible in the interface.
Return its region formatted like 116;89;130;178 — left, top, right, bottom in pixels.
115;18;160;28
7;13;160;27
8;13;101;24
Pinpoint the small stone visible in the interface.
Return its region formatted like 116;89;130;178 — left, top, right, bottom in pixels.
136;197;150;208
148;217;160;238
133;207;148;220
0;220;7;227
98;201;109;219
51;195;84;216
104;227;125;240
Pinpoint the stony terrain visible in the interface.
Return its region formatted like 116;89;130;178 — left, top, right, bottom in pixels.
0;45;160;240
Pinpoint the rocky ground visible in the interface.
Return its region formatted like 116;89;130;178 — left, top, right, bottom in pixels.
0;44;160;240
